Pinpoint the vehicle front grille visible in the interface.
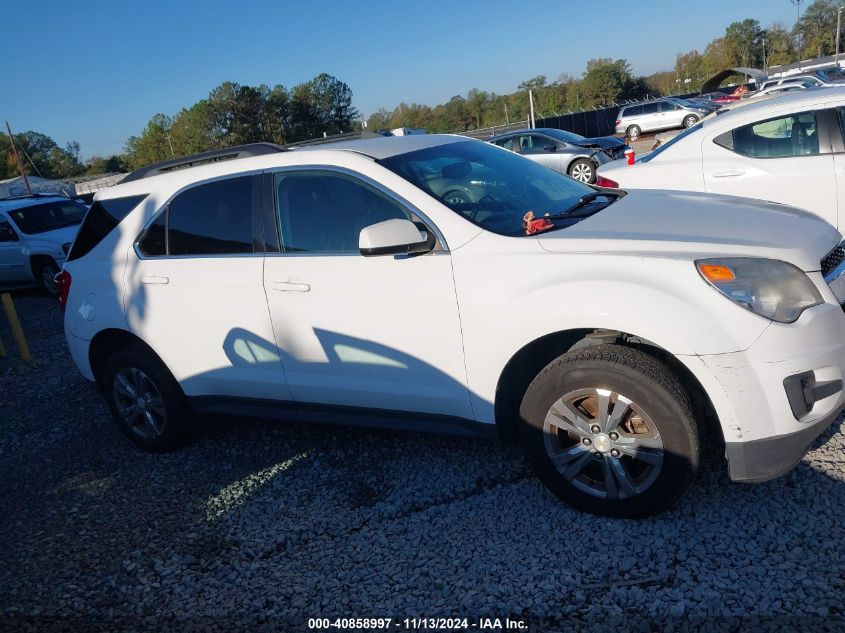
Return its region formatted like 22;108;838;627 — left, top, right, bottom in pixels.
821;241;845;278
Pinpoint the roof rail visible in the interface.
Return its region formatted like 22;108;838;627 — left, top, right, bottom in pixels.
120;142;288;184
282;130;390;149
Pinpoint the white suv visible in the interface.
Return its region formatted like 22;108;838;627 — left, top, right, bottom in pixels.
60;136;845;518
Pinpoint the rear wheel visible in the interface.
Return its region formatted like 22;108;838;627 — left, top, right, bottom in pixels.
626;125;641;141
568;159;596;184
102;343;192;451
519;344;699;518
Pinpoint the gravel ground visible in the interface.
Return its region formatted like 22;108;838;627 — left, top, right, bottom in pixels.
1;291;844;631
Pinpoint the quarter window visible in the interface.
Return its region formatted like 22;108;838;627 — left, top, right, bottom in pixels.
714;111;819;158
274;172;411;253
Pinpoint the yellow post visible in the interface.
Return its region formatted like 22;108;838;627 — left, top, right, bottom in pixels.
1;293;32;364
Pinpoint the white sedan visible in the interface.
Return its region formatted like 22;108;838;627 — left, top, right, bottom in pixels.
597;89;845;231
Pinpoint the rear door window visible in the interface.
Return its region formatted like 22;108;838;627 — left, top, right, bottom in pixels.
141;176;256;257
641;103;659;115
67;195;148;261
715;111;819;158
168;176;254;255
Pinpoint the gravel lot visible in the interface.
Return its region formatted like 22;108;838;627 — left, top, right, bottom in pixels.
1;291;844;631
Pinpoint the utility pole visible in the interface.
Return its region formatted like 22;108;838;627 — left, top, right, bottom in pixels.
5;121;31;195
528;89;536;129
791;0;804;69
837;6;844;68
165;133;175;158
762;36;767;73
503;100;509;125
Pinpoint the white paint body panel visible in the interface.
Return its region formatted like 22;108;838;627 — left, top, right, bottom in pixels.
599;88;845;230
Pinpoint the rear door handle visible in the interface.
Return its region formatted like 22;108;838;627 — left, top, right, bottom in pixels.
272;281;311;292
141;275;169;285
713;170;745;178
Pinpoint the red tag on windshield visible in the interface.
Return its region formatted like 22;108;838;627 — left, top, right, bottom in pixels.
523;211;554;235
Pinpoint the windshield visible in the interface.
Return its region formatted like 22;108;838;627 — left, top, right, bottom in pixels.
640;122;703;163
543;129;585;143
380;140;603;236
6;200;86;234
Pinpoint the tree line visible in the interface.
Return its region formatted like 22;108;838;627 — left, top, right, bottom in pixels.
2;0;839;180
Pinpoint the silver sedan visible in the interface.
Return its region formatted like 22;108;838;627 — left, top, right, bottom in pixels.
488;128;626;183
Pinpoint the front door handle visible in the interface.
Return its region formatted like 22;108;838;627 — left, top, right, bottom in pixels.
272;281;311;292
713;170;745;178
141;275;169;285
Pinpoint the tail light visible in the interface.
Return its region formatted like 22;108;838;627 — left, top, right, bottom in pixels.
596;175;620;188
55;270;71;311
615;120;621;126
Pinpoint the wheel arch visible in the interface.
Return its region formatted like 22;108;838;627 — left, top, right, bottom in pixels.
493;328;722;448
88;328;167;391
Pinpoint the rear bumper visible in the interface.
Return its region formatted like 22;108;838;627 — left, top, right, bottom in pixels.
66;331;94;382
725;404;843;482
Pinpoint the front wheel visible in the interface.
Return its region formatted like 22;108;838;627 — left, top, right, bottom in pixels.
568;158;596;184
683;115;698;128
35;259;60;297
626;125;641;141
519;344;699;518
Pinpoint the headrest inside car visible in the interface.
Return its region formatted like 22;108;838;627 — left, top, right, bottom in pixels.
442;161;471;180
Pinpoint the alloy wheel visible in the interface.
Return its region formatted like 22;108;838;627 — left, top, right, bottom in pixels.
543;388;664;500
113;367;167;439
40;264;59;295
571;163;593;183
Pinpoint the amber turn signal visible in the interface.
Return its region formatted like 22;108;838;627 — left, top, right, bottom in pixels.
697;263;736;282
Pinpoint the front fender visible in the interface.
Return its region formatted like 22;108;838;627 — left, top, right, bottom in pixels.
451;241;770;422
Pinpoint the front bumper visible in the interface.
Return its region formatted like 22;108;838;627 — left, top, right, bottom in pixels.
725;403;844;482
679;294;845;483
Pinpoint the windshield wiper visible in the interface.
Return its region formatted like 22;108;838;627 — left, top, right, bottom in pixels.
544;191;622;220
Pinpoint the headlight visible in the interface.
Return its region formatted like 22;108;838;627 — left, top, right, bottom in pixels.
696;258;822;323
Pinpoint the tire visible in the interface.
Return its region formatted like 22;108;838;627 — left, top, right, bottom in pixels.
568;158;596;184
518;344;699;518
102;342;192;452
683;115;698;128
626;125;641;141
442;190;470;206
34;258;60;297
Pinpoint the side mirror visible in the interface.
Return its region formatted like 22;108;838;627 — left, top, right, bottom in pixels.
359;218;435;257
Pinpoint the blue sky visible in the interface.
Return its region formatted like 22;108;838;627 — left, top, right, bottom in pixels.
1;0;797;158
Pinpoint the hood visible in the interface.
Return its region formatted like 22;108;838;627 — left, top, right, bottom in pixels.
536;190;840;271
22;224;80;248
570;136;626;151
